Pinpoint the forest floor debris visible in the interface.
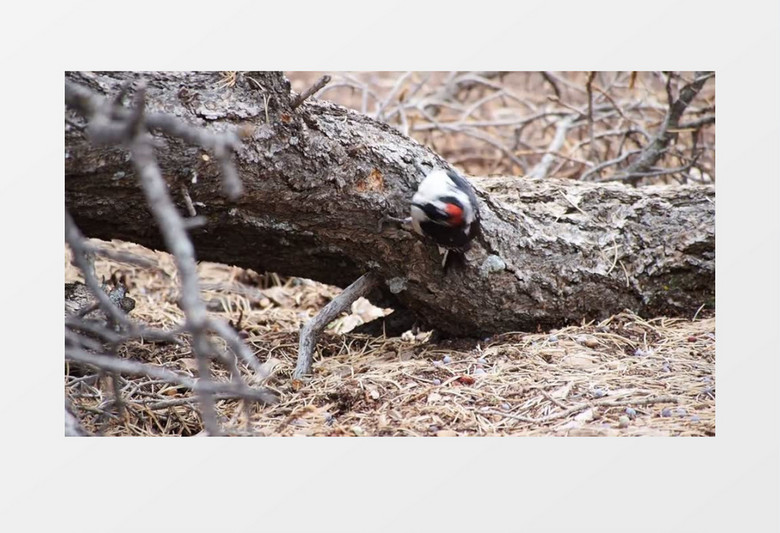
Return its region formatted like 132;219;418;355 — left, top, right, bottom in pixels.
65;241;714;437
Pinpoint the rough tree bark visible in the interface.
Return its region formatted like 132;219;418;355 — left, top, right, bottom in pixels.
65;71;715;336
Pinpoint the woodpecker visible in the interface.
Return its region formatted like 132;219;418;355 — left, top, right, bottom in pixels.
410;168;480;268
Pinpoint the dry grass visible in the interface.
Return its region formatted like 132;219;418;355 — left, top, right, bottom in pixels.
65;241;715;437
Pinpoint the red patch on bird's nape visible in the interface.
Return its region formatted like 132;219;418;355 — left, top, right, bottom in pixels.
444;203;464;226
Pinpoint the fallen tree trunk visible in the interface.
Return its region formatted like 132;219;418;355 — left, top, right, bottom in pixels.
65;71;715;336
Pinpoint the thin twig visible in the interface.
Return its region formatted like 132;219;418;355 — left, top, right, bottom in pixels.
65;76;283;434
375;71;413;120
126;91;221;434
598;155;701;183
618;72;713;181
291;74;332;110
540;72;562;99
65;346;277;404
676;114;715;130
65;211;133;327
585;71;597;163
580;148;645;182
489;395;679;424
180;184;197;217
525;115;575;179
81;242;159;269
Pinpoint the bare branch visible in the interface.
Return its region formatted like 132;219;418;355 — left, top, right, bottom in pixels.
579;148;645;182
291;74;332;110
65;211;133;327
618;72;713;182
540;72;562;98
65;346;277;404
180;184;198;217
375;71;414;120
295;271;380;379
597;156;701;183
585;71;597;163
126;99;221;433
81;242;159;270
65;76;278;435
676;114;715;130
525;115;576;179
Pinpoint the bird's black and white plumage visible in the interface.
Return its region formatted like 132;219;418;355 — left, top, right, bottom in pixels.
410;168;480;267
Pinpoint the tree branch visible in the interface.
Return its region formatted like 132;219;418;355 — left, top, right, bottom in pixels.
294;271;381;379
614;72;714;184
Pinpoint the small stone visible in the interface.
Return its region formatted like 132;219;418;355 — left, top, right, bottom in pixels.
477;357;487;364
429;425;440;433
661;364;671;373
687;336;697;342
386;277;408;294
351;426;364;436
548;335;559;343
500;403;511;411
442;355;452;364
432;378;442;386
473;368;486;376
661;408;672;417
690;415;701;423
478;255;506;278
618;415;630;428
673;407;688;417
633;348;646;357
625;407;637;419
592;388;607;398
584;337;599;348
432;360;442;367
